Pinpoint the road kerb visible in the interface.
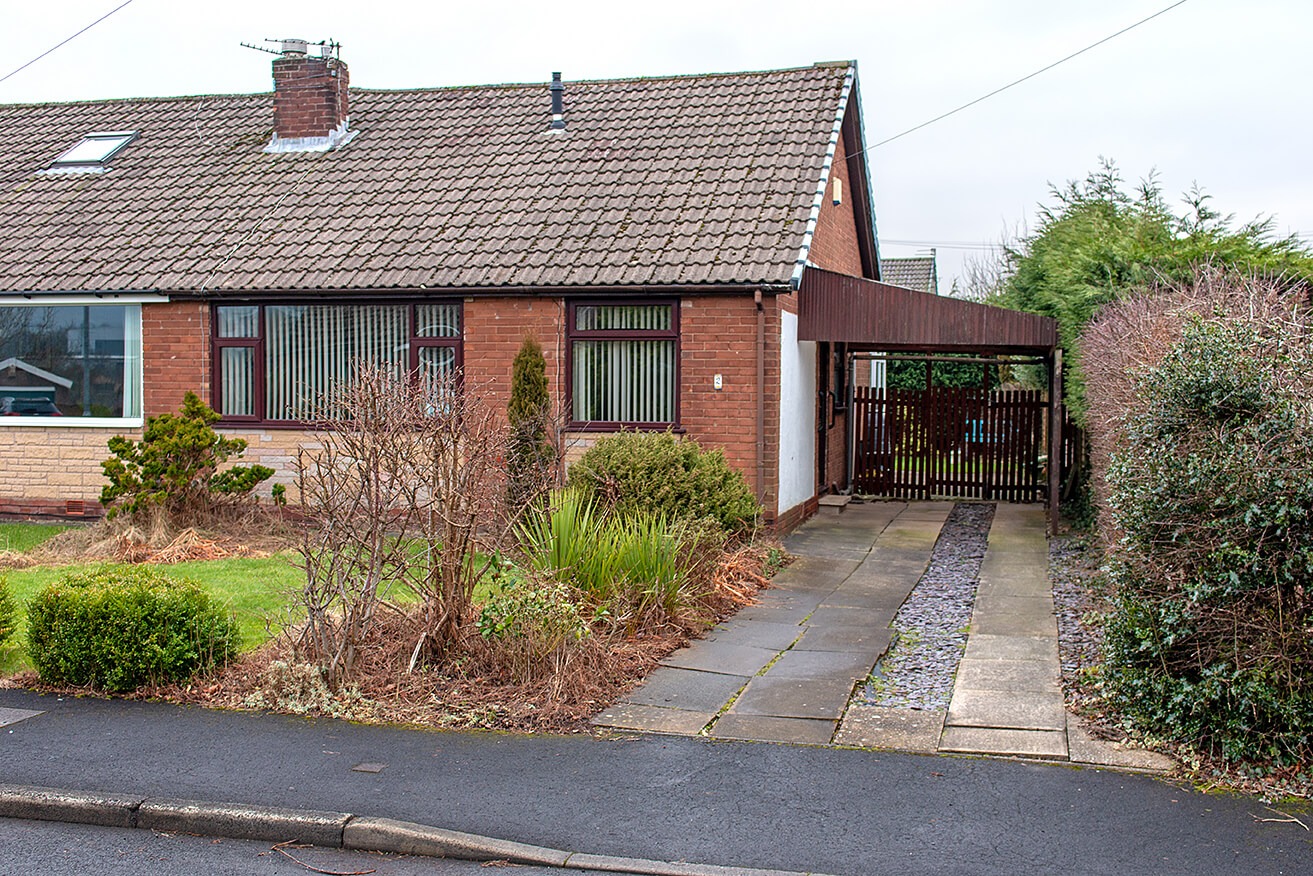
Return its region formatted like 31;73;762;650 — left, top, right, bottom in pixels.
0;782;832;876
0;783;142;829
138;798;351;846
342;815;570;865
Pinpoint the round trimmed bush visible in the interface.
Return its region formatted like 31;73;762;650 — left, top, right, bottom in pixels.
567;431;759;534
0;577;16;647
26;567;239;692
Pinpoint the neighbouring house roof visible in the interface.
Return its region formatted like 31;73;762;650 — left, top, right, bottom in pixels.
0;63;859;295
879;256;937;294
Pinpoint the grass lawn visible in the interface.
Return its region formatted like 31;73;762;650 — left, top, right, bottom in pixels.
0;522;499;675
0;521;75;553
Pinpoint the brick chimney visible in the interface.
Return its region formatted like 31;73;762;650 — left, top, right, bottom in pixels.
265;39;354;153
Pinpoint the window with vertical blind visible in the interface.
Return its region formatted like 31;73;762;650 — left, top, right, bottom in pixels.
212;302;461;422
568;301;678;427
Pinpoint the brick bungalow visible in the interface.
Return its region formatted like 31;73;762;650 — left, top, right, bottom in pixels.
0;45;884;527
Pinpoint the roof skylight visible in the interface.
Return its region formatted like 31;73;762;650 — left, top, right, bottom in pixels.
46;131;137;172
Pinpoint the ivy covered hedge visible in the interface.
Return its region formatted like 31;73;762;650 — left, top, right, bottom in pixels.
1091;280;1313;766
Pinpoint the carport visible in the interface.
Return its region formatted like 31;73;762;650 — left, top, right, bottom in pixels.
797;267;1064;531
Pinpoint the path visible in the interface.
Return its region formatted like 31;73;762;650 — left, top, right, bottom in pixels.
594;501;952;743
599;500;1173;772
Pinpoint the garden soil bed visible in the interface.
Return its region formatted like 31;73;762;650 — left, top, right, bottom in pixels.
4;540;777;736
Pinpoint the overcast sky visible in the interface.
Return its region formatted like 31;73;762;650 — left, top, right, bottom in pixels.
2;0;1308;292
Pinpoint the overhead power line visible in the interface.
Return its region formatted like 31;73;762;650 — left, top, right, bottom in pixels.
870;0;1193;151
0;0;136;88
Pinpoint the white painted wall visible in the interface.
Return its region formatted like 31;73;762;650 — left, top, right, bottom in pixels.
778;311;816;516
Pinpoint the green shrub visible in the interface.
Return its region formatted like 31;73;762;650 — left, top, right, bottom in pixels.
101;391;273;518
26;567;239;692
567;431;759;533
0;577;15;647
1102;316;1313;765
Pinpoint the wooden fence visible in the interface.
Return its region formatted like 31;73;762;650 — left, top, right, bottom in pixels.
851;387;1050;502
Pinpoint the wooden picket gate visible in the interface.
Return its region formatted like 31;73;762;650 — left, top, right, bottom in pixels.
851;386;1050;502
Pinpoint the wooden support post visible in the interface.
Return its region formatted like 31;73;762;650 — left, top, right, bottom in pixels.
1048;348;1063;535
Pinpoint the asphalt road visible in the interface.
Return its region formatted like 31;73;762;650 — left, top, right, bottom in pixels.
0;817;640;876
1;688;1310;876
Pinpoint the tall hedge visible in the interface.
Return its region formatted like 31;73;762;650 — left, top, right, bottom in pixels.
1098;305;1313;765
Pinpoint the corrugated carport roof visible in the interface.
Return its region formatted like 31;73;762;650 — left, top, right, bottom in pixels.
798;267;1057;354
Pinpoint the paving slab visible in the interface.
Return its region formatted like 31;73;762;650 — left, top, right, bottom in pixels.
820;588;911;612
962;633;1055;662
1067;721;1177;773
705;621;805;652
792;624;892;655
590;703;715;736
939;726;1069;759
660;641;779;677
727;676;856;720
709;713;837;745
972;593;1058;621
729;603;818;625
946;687;1067;731
803;605;885;628
623;667;750;712
970;610;1058;638
834;706;945;754
953;659;1061;693
0;708;43;728
765;648;876;682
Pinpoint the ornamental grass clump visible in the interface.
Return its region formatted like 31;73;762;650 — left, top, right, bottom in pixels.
515;488;716;629
26;567;239;692
1088;273;1313;767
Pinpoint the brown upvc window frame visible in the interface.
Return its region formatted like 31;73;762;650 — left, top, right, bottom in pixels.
565;299;680;431
211;300;463;426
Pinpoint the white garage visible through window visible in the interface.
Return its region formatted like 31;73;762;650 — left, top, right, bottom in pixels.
0;304;141;420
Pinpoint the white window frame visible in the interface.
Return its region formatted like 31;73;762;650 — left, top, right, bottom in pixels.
0;295;160;428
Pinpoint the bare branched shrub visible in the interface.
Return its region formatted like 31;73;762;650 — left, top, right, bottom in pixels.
292;366;516;687
394;377;510;666
293;367;421;688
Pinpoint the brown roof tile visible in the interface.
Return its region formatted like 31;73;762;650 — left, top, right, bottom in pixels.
0;63;852;294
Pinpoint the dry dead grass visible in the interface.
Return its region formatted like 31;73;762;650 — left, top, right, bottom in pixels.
27;508;297;566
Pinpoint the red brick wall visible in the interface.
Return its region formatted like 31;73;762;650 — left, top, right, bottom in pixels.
272;57;350;140
462;297;568;421
808;136;864;276
804;134;866;499
142;302;209;416
464;294;782;517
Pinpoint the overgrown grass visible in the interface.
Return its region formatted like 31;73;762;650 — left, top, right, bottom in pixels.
0;521;75;553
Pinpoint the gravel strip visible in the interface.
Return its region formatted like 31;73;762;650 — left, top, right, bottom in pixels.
860;502;994;710
1050;534;1107;703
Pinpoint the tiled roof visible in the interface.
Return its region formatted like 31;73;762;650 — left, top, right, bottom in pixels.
880;256;937;294
0;63;852;294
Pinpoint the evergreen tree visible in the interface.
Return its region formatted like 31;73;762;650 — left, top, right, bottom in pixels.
506;336;553;512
